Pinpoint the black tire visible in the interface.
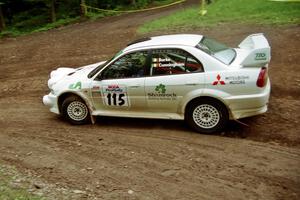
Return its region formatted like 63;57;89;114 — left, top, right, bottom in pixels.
62;95;90;125
185;98;228;133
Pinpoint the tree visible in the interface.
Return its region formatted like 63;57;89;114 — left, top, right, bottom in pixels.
50;0;56;22
0;2;5;32
26;0;56;22
80;0;87;17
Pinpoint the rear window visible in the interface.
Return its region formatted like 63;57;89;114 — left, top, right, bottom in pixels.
196;37;236;65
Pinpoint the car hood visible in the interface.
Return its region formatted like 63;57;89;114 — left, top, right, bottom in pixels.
48;61;105;88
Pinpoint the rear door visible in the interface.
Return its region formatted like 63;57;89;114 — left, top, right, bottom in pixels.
144;48;205;113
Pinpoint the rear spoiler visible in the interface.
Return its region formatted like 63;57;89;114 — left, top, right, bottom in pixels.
238;33;271;67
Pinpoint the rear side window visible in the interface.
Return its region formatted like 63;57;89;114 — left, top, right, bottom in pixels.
150;49;203;76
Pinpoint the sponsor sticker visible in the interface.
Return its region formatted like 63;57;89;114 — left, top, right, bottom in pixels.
92;85;100;90
102;85;129;107
255;53;267;61
212;74;225;85
147;84;177;101
225;75;249;85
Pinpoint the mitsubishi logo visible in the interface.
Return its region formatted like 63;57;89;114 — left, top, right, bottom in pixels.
212;74;225;85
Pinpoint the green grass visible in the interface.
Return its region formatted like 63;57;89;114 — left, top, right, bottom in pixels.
0;165;44;200
138;0;300;33
32;17;81;32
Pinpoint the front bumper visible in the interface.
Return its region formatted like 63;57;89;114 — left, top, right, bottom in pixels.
43;93;59;114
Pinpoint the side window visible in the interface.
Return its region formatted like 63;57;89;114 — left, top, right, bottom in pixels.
101;51;148;79
151;49;203;76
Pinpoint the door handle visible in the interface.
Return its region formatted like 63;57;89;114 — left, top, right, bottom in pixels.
129;84;141;88
185;83;198;86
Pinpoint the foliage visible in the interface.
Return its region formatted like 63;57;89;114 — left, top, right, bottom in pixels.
0;0;171;37
138;0;300;33
86;0;154;9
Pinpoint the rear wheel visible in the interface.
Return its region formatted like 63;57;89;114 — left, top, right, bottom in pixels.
62;95;90;125
186;98;228;133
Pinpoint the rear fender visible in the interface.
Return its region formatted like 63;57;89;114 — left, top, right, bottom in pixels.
180;88;231;116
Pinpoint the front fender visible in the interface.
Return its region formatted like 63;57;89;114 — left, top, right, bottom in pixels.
57;89;94;114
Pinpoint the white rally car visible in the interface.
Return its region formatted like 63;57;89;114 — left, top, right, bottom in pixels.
43;34;271;133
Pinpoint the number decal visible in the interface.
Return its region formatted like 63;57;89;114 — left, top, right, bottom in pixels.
102;85;129;107
118;94;125;106
106;93;126;106
107;93;112;105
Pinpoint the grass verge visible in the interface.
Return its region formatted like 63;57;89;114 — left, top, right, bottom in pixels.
0;165;44;200
138;0;300;33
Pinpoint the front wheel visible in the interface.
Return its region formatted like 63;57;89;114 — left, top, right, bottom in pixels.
62;95;90;125
185;99;228;133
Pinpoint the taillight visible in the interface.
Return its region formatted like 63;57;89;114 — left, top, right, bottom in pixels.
256;67;268;87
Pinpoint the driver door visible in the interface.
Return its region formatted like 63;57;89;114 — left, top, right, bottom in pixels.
91;51;149;113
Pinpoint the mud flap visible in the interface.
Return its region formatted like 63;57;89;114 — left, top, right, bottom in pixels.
233;119;249;127
80;94;96;125
90;114;96;124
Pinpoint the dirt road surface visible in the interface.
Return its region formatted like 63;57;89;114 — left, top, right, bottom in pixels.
0;1;300;199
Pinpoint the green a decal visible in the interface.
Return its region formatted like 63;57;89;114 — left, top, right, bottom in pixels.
69;81;82;89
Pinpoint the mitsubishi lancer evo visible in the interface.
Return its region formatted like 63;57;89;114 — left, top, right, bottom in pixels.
43;34;271;133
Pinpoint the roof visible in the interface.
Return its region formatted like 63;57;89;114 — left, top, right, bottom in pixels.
124;34;203;52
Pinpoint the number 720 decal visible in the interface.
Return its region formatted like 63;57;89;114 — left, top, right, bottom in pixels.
102;85;129;107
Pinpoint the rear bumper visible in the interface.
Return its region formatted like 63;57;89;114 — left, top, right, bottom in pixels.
43;93;59;114
230;105;268;119
225;80;270;119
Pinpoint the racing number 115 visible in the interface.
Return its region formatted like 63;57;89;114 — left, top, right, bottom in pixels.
106;93;125;106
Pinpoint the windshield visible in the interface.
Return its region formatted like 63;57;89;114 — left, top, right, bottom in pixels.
87;50;123;78
196;37;236;65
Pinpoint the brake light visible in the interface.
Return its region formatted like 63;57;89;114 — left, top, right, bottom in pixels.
256;67;268;87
